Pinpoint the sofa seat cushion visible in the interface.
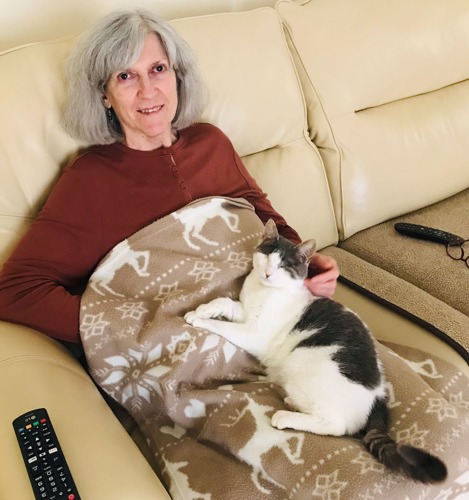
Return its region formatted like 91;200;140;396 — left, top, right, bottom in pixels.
325;188;469;356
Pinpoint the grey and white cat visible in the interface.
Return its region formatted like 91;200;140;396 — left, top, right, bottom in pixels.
185;219;447;483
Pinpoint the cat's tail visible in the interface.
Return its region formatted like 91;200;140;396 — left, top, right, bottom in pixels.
361;397;447;483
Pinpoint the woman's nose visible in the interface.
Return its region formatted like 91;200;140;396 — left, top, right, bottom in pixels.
138;75;156;97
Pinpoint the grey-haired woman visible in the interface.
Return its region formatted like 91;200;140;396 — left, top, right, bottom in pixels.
0;9;339;344
63;8;206;146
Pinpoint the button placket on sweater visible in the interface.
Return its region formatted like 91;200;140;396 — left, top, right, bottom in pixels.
163;151;191;203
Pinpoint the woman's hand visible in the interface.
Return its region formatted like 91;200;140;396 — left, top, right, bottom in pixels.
304;254;339;298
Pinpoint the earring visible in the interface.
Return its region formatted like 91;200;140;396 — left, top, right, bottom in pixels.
106;107;113;122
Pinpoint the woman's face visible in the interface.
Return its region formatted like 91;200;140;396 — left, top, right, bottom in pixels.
103;33;178;150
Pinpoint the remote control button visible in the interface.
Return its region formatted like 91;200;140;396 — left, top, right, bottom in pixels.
42;461;52;471
31;464;41;474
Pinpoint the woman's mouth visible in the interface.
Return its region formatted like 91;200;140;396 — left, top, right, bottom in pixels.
138;105;163;114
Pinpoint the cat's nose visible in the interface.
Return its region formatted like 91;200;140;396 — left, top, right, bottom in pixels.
264;263;276;279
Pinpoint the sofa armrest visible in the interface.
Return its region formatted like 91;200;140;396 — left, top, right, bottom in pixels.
0;321;170;499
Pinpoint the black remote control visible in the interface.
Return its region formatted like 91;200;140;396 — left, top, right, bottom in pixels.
13;408;81;500
394;223;465;245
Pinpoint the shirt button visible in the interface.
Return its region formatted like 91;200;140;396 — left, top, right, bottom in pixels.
181;182;187;189
171;166;177;172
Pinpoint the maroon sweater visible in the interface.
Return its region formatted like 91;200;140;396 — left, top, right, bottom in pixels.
0;123;299;342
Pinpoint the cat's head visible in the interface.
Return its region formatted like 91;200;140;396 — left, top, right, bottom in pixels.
252;219;316;288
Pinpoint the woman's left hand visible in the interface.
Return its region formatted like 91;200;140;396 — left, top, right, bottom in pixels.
304;254;339;298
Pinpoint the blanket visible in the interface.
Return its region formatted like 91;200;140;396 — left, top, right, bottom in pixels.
80;197;469;499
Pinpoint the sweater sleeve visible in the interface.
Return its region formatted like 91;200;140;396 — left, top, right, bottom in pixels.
0;165;102;342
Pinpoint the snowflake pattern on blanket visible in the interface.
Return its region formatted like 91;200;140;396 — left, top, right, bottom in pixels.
80;197;469;500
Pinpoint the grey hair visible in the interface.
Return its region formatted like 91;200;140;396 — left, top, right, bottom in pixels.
62;9;207;144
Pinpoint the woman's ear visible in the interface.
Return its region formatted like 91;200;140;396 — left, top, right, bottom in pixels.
102;94;111;109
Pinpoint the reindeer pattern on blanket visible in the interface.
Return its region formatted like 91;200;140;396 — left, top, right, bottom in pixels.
80;197;469;500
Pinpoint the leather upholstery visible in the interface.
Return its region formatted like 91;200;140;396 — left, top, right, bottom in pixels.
0;321;171;499
278;0;469;238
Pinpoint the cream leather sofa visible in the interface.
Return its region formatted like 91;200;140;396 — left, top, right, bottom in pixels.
1;0;468;498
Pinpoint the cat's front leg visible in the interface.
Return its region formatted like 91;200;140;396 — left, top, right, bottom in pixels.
184;315;263;358
188;297;244;322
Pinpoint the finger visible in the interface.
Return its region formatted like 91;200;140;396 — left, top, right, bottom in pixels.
304;277;337;297
307;268;339;284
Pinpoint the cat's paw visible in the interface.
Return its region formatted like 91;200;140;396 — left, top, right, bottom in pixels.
195;302;225;319
184;311;205;328
271;410;295;430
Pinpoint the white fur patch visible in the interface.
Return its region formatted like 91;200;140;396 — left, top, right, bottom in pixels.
269;347;385;435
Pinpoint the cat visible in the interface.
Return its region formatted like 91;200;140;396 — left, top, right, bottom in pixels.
185;219;447;484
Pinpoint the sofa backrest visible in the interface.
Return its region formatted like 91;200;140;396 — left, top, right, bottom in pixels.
0;0;278;52
0;39;79;263
174;10;337;245
0;8;338;265
277;0;469;239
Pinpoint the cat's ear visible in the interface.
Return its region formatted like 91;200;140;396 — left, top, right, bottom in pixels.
298;239;317;261
263;219;279;241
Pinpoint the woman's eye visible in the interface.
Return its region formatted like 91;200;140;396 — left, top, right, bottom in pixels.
117;72;134;81
153;64;166;73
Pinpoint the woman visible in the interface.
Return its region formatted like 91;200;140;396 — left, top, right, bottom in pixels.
0;9;338;344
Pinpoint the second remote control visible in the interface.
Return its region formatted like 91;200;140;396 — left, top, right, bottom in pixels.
13;408;81;500
394;223;464;245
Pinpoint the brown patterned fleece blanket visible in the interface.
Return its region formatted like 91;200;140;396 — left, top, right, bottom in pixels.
80;197;469;499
